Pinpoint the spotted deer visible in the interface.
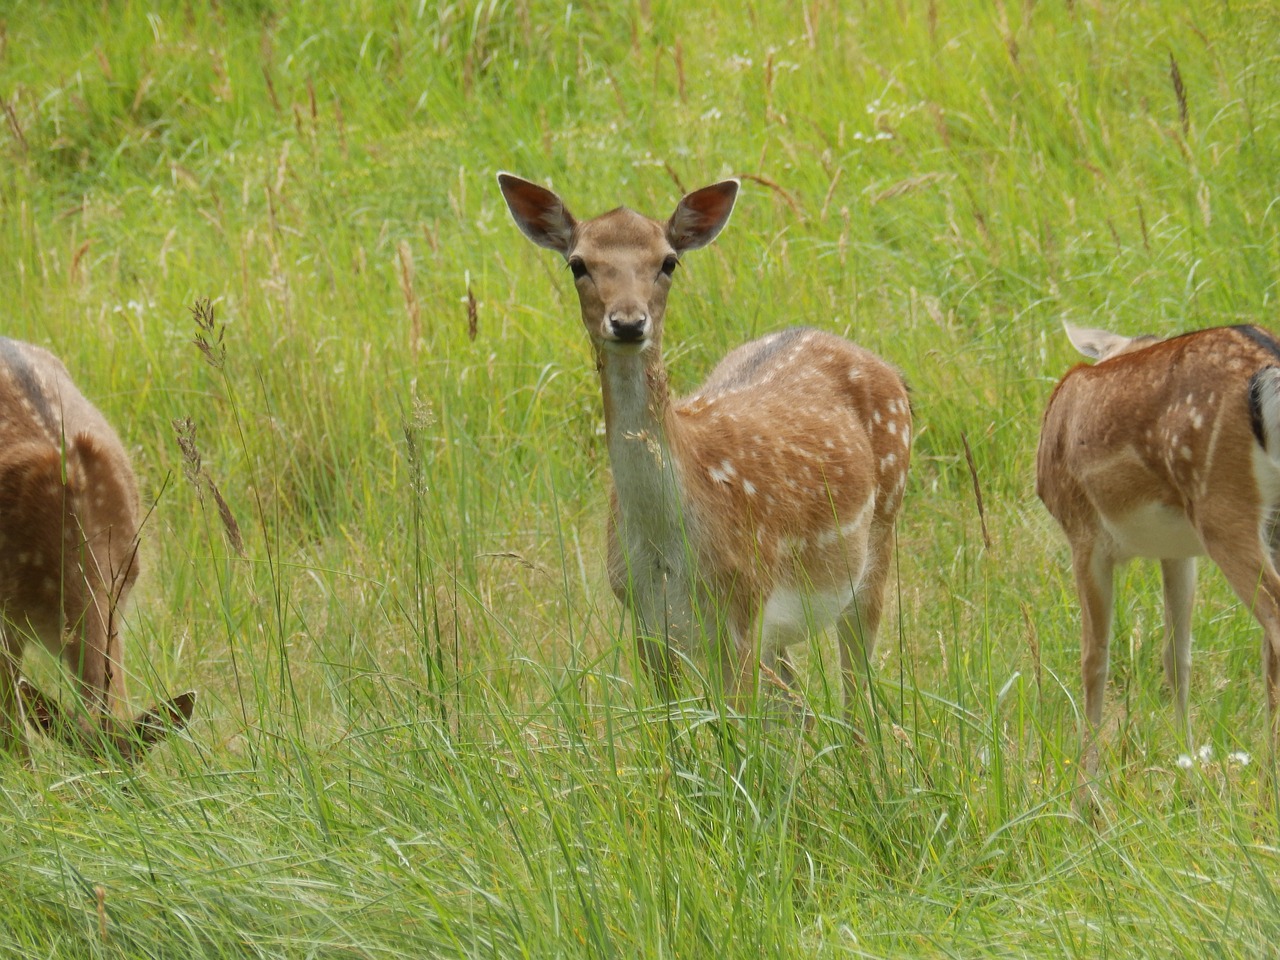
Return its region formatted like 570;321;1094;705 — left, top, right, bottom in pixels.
1037;322;1280;789
0;337;194;764
497;174;911;719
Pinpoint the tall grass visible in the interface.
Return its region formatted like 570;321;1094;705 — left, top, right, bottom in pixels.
0;0;1278;956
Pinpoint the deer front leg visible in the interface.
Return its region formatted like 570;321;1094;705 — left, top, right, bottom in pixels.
0;637;29;763
1160;558;1195;751
1073;544;1115;793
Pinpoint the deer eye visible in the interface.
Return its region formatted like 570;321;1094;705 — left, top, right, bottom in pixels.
568;257;589;281
659;255;679;278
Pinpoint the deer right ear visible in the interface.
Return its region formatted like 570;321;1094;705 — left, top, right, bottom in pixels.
497;173;577;256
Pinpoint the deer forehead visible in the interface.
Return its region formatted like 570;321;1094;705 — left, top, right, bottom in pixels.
572;208;673;265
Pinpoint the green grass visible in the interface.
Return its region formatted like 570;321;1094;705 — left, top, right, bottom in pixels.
1;0;1278;955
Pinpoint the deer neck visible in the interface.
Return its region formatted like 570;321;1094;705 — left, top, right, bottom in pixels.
597;346;689;556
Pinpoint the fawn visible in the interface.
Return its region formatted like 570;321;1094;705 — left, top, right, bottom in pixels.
498;174;910;720
1038;322;1280;793
0;337;193;763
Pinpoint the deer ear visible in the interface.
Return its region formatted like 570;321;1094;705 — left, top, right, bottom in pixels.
497;173;577;256
16;677;61;736
1064;322;1138;362
132;691;197;748
667;179;739;253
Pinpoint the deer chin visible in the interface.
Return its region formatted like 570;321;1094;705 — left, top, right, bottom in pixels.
17;677;196;765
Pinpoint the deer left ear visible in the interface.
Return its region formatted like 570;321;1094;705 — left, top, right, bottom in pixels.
132;691;197;748
16;677;59;735
667;180;739;253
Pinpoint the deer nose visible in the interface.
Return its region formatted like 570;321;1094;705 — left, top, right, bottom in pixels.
606;311;650;343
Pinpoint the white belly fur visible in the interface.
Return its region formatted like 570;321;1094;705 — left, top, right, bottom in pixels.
760;585;853;651
1102;446;1280;561
1102;502;1202;561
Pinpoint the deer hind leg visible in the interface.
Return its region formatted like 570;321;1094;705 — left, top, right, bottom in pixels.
1160;558;1196;750
835;524;891;726
1196;517;1280;753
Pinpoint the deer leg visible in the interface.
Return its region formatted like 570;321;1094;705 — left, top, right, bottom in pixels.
1196;521;1280;764
635;632;679;698
836;525;890;727
1160;558;1196;750
1072;544;1115;783
0;633;29;763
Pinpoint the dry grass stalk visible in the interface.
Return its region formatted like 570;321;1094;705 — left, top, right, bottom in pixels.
1021;601;1042;697
96;886;107;942
960;430;992;550
737;172;804;217
69;238;91;284
1169;53;1189;137
190;297;226;369
398;241;421;351
662;161;686;195
262;64;281;113
174;415;245;557
871;172;952;205
466;284;478;342
3;95;26;153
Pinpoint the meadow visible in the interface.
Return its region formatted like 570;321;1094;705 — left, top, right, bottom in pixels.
0;0;1278;955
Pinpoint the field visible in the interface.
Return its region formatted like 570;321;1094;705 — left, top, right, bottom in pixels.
1;1;1278;956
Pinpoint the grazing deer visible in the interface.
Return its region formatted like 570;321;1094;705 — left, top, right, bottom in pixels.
497;174;911;719
0;337;194;764
1037;321;1280;789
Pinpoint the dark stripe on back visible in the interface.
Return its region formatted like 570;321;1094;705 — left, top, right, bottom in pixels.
716;326;814;390
0;338;57;434
1233;324;1280;362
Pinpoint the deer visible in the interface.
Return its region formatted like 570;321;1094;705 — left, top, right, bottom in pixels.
1037;321;1280;798
497;173;911;722
0;337;195;765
